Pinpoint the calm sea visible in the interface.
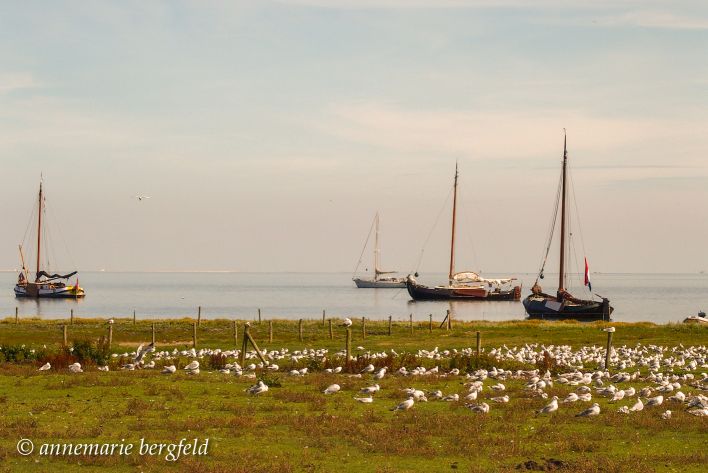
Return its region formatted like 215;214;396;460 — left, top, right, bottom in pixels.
0;272;705;324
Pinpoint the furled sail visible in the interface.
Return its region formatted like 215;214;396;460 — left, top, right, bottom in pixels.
36;270;77;280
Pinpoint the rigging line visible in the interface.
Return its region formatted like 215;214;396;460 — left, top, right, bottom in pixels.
46;200;78;271
410;183;454;274
352;214;377;277
567;164;588;258
20;201;37;249
535;162;564;284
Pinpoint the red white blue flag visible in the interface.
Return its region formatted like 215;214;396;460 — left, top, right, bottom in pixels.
584;257;592;291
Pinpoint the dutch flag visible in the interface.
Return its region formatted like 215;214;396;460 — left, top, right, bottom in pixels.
584;257;592;292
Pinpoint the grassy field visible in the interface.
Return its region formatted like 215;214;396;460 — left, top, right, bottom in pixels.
0;318;706;472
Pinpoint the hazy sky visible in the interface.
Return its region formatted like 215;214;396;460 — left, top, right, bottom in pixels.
0;0;706;274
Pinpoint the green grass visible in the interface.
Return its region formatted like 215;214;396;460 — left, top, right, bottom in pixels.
0;319;706;472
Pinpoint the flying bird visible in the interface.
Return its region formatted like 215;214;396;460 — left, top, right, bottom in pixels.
134;195;151;201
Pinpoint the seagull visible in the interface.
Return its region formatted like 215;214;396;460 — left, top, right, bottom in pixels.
646;395;664;407
443;394;459;402
562;393;579;403
246;380;269;395
617;406;630;414
538;396;559;414
324;384;341;395
340;318;353;328
575;403;601;417
184;360;199;371
134;342;155;363
661;410;672;420
108;319;114;325
98;365;109;372
391;399;414;411
491;383;506;392
161;365;177;374
467;402;490;414
360;384;380;395
373;368;387;380
354;396;374;403
38;362;51;371
361;364;375;374
629;398;644;412
491;395;509;403
68;362;83;373
687;408;708;417
134;195;151;201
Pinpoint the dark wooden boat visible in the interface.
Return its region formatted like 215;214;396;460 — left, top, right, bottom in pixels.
406;164;521;301
14;180;85;299
522;133;612;320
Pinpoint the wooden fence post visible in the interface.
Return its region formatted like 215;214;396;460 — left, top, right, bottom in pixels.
258;308;262;325
244;324;268;365
233;320;238;346
328;319;333;340
133;310;136;325
388;316;392;336
269;320;273;343
429;314;433;333
298;319;303;342
240;324;249;367
409;313;413;335
361;317;366;340
152;323;156;345
192;322;197;349
447;309;452;330
15;307;18;324
63;325;68;347
345;328;352;371
108;324;113;349
70;309;74;325
197;306;201;327
322;310;326;326
605;330;614;371
476;331;481;368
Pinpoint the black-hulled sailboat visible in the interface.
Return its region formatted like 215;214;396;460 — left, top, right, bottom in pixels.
523;133;612;320
14;180;85;298
406;164;521;301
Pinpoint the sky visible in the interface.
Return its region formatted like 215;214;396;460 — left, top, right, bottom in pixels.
0;0;706;274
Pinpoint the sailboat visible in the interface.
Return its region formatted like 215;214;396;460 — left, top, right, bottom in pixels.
353;213;406;288
14;180;85;298
406;164;521;301
523;133;612;320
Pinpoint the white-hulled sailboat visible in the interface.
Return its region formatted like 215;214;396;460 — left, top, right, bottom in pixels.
14;180;85;298
353;213;406;288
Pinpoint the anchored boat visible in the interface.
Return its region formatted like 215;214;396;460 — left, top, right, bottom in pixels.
14;180;85;298
406;164;521;301
353;212;406;288
523;133;612;320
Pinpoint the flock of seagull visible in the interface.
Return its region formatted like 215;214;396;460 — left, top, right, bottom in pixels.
36;338;708;419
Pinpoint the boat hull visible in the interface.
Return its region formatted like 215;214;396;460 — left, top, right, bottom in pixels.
406;279;521;301
353;278;406;288
15;283;85;299
523;295;612;321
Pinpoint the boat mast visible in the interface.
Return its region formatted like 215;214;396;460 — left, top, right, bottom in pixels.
35;180;43;282
449;163;459;282
558;132;567;294
374;212;380;281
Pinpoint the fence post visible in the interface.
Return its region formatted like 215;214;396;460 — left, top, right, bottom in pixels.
63;325;68;347
322;310;326;326
108;324;113;349
240;324;249;367
233;320;238;346
429;314;433;333
476;331;481;368
388;316;392;336
298;319;303;342
197;306;201;327
152;323;156;345
361;317;366;340
409;313;413;335
605;330;614;371
133;310;136;325
244;324;268;365
258;308;261;325
70;309;74;325
447;309;452;330
192;322;197;349
269;320;273;343
15;307;18;324
328;319;333;340
345;328;352;371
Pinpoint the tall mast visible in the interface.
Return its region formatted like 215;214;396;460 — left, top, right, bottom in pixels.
36;180;43;281
448;163;459;282
558;132;568;293
374;212;380;281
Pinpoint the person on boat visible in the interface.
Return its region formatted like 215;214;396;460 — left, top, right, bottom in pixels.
17;272;26;284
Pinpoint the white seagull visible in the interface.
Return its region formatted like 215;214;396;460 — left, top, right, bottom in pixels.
247;380;269;395
391;399;414;412
68;362;83;373
354;396;374;403
538;396;559;414
38;362;51;371
324;384;341;395
340;318;353;328
161;365;177;374
575;403;601;417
